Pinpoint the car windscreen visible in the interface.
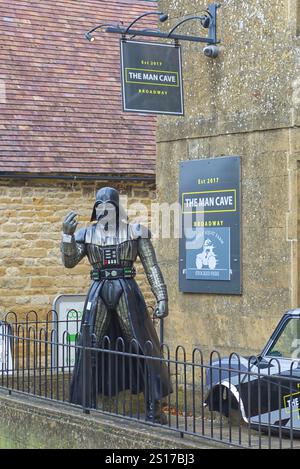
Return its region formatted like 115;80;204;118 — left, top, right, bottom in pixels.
266;318;300;360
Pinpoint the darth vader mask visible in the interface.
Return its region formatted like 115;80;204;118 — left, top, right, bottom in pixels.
90;187;127;225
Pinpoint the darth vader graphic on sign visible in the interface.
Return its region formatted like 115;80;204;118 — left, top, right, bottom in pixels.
186;228;231;281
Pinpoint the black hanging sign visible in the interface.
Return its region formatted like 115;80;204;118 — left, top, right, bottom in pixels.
120;40;184;116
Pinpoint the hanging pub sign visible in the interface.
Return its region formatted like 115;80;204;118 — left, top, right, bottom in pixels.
120;40;184;116
179;157;241;295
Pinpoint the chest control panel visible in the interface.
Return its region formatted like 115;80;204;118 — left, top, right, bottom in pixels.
103;248;118;266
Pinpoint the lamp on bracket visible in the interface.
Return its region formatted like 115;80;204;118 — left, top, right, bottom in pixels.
84;13;168;42
167;9;220;58
124;11;169;35
167;12;212;38
84;23;120;42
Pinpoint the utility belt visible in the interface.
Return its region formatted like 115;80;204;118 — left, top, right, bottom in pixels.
90;267;136;281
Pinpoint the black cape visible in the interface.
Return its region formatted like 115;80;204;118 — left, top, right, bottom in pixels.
70;278;172;407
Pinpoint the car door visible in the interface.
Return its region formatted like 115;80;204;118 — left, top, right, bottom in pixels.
242;314;300;432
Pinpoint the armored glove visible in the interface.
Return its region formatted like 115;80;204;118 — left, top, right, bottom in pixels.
154;300;168;319
62;211;78;236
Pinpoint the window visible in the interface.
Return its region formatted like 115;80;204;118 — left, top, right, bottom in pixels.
267;318;300;359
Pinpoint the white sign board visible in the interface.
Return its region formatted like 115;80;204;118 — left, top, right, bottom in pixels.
53;294;86;368
0;322;13;375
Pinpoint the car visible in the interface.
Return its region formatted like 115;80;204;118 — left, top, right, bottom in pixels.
205;309;300;436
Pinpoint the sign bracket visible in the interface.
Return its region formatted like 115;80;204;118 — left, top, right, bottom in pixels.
85;4;221;46
84;4;221;115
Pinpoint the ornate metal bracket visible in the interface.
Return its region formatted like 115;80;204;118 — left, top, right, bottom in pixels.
85;4;220;46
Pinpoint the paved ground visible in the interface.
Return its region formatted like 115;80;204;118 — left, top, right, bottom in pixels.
172;416;300;449
100;411;300;450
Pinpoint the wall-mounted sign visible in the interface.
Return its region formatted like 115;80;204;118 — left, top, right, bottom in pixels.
53;294;86;368
179;157;241;295
120;40;184;116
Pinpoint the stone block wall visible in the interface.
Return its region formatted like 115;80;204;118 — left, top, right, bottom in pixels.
0;178;156;320
156;0;300;357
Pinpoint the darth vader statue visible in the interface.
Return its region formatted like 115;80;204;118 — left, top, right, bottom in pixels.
61;187;171;423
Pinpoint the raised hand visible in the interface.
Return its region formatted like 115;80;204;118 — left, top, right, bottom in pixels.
62;211;78;236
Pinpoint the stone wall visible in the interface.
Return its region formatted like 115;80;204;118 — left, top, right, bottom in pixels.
156;0;300;356
0;178;156;319
0;391;223;449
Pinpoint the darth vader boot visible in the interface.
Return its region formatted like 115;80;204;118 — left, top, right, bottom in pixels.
146;400;167;425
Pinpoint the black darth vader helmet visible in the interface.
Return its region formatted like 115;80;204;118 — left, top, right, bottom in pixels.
90;187;127;222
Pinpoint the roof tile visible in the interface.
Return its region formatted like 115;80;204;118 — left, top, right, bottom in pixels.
0;0;157;175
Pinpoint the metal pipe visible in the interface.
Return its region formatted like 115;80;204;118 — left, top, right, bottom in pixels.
107;26;216;44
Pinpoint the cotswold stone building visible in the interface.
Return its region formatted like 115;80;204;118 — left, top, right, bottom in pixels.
0;0;157;316
156;0;300;356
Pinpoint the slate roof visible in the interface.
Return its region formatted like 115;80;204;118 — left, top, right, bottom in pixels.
0;0;157;176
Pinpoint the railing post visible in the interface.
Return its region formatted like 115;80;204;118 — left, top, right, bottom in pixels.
160;318;164;345
82;322;92;414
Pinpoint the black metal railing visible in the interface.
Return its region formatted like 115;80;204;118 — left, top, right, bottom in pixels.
0;311;300;449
